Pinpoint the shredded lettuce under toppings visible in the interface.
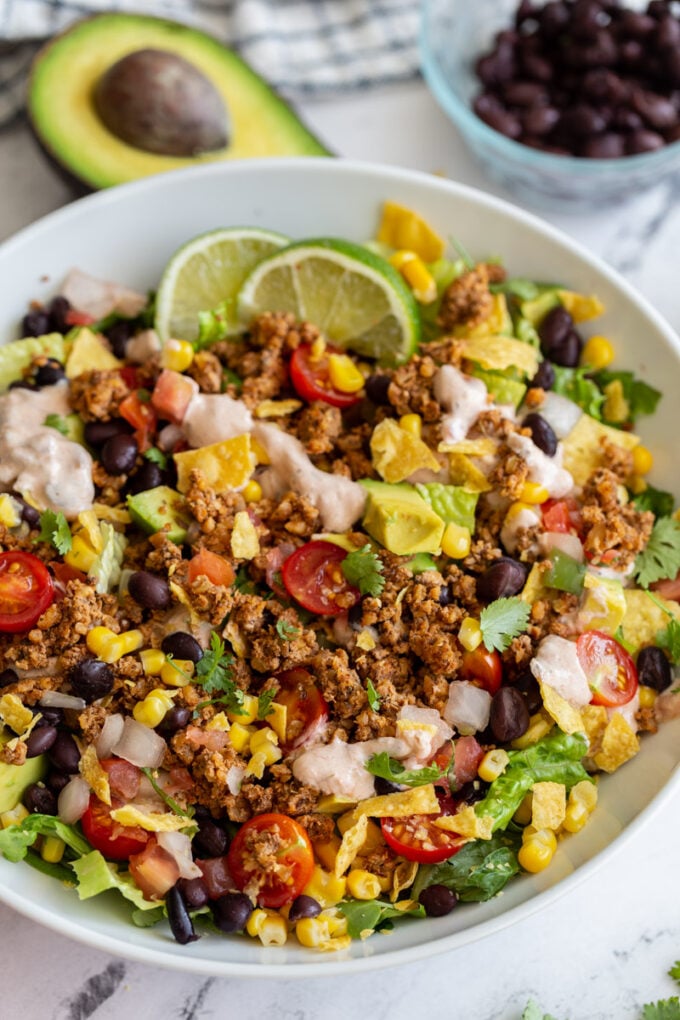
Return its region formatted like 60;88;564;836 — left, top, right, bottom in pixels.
551;365;605;420
337;898;424;939
633;485;675;520
415;483;479;533
412;829;521;903
364;752;446;788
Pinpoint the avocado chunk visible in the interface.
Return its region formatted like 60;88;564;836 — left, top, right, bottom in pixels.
0;731;46;814
28;13;330;192
469;366;527;409
127;485;190;543
0;333;64;392
360;479;445;555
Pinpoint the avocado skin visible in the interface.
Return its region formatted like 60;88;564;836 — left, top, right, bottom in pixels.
28;13;332;193
360;479;445;556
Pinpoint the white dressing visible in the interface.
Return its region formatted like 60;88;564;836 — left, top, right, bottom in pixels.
126;329;161;364
507;432;574;499
292;735;406;800
530;634;592;707
182;392;253;447
434;365;489;444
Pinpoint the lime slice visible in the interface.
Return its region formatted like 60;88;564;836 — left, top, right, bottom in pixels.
155;227;289;343
236;238;421;366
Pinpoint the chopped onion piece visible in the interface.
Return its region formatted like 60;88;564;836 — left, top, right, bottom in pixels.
95;713;125;760
39;691;87;711
157;831;202;879
226;765;245;795
157;423;184;452
534;392;583;439
112;717;167;768
541;531;584;563
443;681;492;735
58;776;91;824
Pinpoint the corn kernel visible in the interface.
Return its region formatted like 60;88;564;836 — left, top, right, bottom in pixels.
246;908;288;946
458;617;482;652
629;475;647;495
312;835;342;872
65;534;98;573
295;912;350;951
206;711;230;732
250;727;279;755
161;338;194;372
518;828;557;873
505;500;534;523
0;494;21;528
86;626;120;662
242;480;263;503
399;413;423;439
228;721;253;753
441;521;471;559
347;869;382;900
511;711;554;749
603;379;629;424
478;748;510;783
133;694;169;728
327;353;365;394
389;250;437;304
0;803;29;828
251;437;270;465
581;334;615;371
228;694;259;725
309;337;327;362
638;685;657;709
562;799;589;833
303;865;346;908
263;702;287;743
140;648;165;675
41;835;66;864
632;445;654;476
160;658;195;688
519;481;550;505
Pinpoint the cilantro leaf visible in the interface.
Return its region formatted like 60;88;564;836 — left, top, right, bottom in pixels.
233;565;256;595
642;999;680;1020
366;678;380;712
37;508;72;554
337;898;424;939
276;618;300;641
144;446;168;470
551;365;604;420
43;413;69;436
633;485;675;519
670;962;680;984
195;300;235;350
520;1002;562;1020
365;752;445;788
341;545;385;597
594;369;661;423
479;596;531;652
192;632;242;712
257;687;278;720
140;768;192;819
634;517;680;589
657;618;680;665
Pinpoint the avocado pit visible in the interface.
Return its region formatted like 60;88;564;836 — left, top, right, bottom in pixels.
93;47;230;157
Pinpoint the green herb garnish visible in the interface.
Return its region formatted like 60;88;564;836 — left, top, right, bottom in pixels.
257;687;279;720
276;618;300;641
479;596;531;652
634;517;680;589
144;446;168;470
36;508;72;554
43;413;69;436
366;679;381;713
365;752;445;788
341;544;385;597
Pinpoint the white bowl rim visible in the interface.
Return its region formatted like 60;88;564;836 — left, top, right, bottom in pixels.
1;156;679;978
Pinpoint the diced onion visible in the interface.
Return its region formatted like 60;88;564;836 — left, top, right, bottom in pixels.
112;716;167;768
443;681;492;735
226;765;245;795
157;423;184;452
39;691;87;711
58;776;91;824
540;531;585;563
95;713;125;759
534;392;582;439
157;831;202;879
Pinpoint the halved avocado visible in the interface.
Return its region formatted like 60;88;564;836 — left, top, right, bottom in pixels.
28;13;330;192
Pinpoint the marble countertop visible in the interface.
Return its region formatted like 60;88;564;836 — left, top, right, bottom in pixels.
1;80;680;1020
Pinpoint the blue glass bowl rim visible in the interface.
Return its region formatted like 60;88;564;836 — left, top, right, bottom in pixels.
419;0;680;179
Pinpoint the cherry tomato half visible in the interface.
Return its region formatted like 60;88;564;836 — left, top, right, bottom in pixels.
281;540;361;616
289;344;363;409
381;792;466;864
461;647;502;696
577;630;639;707
0;551;55;633
274;668;329;752
227;813;315;908
81;794;150;861
432;736;484;790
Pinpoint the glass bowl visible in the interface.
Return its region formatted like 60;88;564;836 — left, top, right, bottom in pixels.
420;0;680;211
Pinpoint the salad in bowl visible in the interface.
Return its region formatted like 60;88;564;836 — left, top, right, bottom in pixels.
0;160;678;970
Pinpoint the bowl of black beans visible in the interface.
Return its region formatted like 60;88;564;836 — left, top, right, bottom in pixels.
420;0;680;210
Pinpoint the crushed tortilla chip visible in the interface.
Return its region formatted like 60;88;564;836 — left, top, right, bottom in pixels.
520;563;551;605
537;679;584;735
434;805;494;840
460;335;540;378
350;784;439;821
561;415;639;487
447;453;492;492
254;399;303;418
557;290;605;322
531;781;566;831
109;804;192;832
593;712;640;773
390;860;419;903
620;589;680;654
231;510;260;560
355;629;376;651
569;779;598;814
334;814;368;877
0;694;34;737
581;704;609;754
370;418;440;483
92;503;131;525
438;437;498;456
79;744;111;806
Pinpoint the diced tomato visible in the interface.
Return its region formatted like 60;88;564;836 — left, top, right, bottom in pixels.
274;668;329;752
289;343;363;409
381;791;466;864
0;551;54;633
65;309;96;327
49;561;86;601
453;735;485;787
187;548;235;588
652;569;680;602
198;856;237;900
128;837;180;900
80;795;149;861
118;391;157;451
99;757;142;800
542;498;582;536
228;813;315;909
151;369;196;425
281;540;360;616
461;647;502;695
265;544;296;598
577;630;638;707
119;366;140;390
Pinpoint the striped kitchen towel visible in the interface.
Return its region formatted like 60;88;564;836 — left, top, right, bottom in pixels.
0;0;421;128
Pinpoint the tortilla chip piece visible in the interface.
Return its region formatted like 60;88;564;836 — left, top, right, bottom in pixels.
438;438;498;457
0;694;34;737
537;679;584;735
561;415;639;487
351;784;440;820
447;453;493;492
334;814;369;877
581;704;608;754
620;589;680;654
520;563;551;605
79;744;111;806
254;399;303;418
434;805;494;840
370;418;440;483
557;290;605;323
531;781;566;831
460;335;540;378
569;779;598;814
231;510;260;560
390;859;419;903
593;713;640;773
109;804;193;832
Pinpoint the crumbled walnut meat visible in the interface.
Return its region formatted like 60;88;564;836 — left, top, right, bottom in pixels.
68;369;130;421
0;740;27;766
601;437;634;482
292;402;343;456
387;355;441;421
187;350;223;393
580;468;653;568
221;312;320;407
437;264;494;331
267;492;320;540
488;445;530;500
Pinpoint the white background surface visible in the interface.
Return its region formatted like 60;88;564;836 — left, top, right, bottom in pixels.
1;81;680;1019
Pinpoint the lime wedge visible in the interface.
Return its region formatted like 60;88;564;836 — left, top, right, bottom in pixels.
236;238;421;366
155;227;289;343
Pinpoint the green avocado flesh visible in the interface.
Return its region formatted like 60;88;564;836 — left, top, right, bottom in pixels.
127;485;190;544
360;479;445;556
28;13;330;191
0;732;45;814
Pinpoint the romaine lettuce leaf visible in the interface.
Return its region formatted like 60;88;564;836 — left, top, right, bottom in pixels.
71;849;160;911
337;898;424;939
412;829;520;903
415;483;479;532
0;813;91;863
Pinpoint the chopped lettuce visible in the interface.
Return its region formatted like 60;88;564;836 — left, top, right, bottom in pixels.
0;813;91;862
195;299;237;349
552;366;604;420
415;483;478;532
632;485;674;520
71;849;160;912
593;369;661;424
337;898;424;939
88;521;128;594
413;829;520;902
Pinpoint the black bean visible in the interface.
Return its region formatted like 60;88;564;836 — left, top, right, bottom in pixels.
619;10;656;37
10;494;41;529
439;582;455;606
25;725;58;758
522;105;560;135
513;670;543;714
656;15;680;50
21;310;51;338
541;317;583;367
473;94;522;138
631;88;677;130
128;570;171;610
157;704;192;734
581;69;627;104
538;305;572;350
178;876;210;910
522;412;558;456
105;320;136;359
47;296;71;334
559;103;608;137
374;777;405;796
45;770;70;794
161;632;203;664
193;817;228;858
364;373;392;406
47;731;81;774
23;782;57;815
477;557;528;602
0;668;18;688
540;1;570;36
166;884;199;945
34;359;66;387
612;108;643;131
213;892;253;933
530;360;555;391
490;687;531;742
626;128;665;153
69;658;115;703
33;706;63;728
636;645;672;692
126;460;163;495
101;433;139;475
582;132;626;157
515;0;537;25
522;53;554;83
503;80;549;107
619;38;644;66
289;895;322;922
419;885;458;918
84;418;133;447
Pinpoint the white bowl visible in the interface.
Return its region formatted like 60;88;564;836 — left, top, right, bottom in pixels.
1;158;679;977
